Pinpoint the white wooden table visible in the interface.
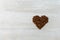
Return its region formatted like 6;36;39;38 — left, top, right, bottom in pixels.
0;0;60;40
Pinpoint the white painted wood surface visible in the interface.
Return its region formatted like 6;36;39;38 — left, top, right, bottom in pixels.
0;0;60;40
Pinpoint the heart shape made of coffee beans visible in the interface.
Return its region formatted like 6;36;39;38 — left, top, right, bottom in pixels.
33;15;48;29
